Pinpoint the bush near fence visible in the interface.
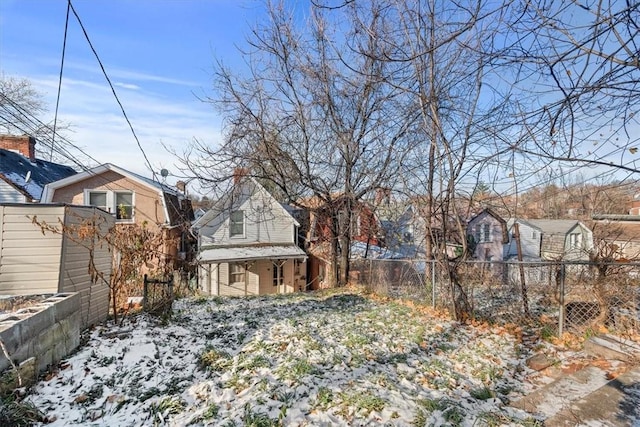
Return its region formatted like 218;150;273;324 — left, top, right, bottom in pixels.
351;259;640;338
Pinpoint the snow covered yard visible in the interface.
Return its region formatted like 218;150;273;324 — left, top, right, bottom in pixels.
25;289;544;426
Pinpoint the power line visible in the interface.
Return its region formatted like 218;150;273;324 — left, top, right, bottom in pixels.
51;0;71;161
67;0;157;181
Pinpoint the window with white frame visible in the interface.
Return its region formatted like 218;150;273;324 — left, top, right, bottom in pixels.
273;262;284;286
474;223;492;243
229;263;245;284
569;233;582;249
85;190;134;222
230;210;244;237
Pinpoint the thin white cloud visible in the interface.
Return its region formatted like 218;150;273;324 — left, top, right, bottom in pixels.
64;60;201;88
114;82;141;91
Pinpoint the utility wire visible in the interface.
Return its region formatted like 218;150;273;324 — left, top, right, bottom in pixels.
51;0;71;161
67;0;157;180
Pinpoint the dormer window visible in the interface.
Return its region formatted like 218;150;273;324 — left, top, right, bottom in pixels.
230;210;245;237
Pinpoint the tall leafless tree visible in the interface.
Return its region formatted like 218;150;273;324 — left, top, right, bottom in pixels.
178;1;419;286
507;0;640;176
362;0;517;318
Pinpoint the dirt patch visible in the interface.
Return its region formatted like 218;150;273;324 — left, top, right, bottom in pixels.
0;295;50;314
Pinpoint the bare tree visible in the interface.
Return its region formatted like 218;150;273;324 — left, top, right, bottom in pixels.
507;0;640;176
179;1;418;286
366;0;516;319
0;73;76;164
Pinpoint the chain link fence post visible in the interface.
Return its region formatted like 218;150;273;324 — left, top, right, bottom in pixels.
558;263;566;337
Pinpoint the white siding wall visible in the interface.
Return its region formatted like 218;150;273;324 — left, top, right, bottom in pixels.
0;205;113;328
200;262;262;296
211;191;294;245
0;180;27;203
505;222;541;259
0;205;64;295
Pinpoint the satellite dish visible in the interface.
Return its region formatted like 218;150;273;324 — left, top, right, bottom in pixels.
160;168;169;178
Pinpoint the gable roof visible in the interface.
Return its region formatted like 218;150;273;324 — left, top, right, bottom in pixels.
41;163;192;226
506;218;543;232
467;208;509;244
0;148;77;201
468;207;507;226
193;176;299;230
526;219;586;236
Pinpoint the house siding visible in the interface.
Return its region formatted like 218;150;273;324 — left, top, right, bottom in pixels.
198;258;305;296
0;205;64;295
59;206;112;328
0;179;27;204
208;189;294;245
0;205;113;328
50;170;168;231
468;211;505;261
505;222;541;259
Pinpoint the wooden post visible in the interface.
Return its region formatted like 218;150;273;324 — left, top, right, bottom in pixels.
143;274;148;311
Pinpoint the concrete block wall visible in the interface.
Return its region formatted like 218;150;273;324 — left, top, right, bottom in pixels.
0;293;81;375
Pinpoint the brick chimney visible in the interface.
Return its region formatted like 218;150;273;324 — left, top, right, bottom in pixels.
374;187;391;205
0;135;36;161
233;167;249;184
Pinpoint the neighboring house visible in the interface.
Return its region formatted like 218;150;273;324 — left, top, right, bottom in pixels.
193;176;307;296
468;208;593;261
592;214;640;259
0;135;77;203
41;163;194;270
306;194;383;247
380;204;427;258
301;194;383;289
504;219;543;260
0;204;113;328
525;219;593;260
467;208;509;261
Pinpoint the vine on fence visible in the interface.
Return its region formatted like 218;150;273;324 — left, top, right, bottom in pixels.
30;211;176;323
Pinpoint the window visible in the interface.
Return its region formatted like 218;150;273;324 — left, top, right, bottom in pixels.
273;262;284;286
86;190;134;222
569;233;582;249
115;192;133;220
230;210;244;237
474;223;492;243
88;191;108;211
482;224;491;242
229;263;245;284
532;230;538;239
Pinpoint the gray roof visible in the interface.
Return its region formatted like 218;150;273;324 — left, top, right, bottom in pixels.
506;218;543;231
198;244;306;263
0;148;77;201
525;219;583;235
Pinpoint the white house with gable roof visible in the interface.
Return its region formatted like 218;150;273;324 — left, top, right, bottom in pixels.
193;173;307;296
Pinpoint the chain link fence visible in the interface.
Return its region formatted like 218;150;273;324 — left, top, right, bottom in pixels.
351;259;640;337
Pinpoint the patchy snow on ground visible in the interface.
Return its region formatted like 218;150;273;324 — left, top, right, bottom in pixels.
26;289;547;426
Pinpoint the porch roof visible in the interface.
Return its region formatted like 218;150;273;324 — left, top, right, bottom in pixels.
198;244;307;263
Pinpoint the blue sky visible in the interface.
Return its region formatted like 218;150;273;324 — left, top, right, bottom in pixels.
0;0;268;190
